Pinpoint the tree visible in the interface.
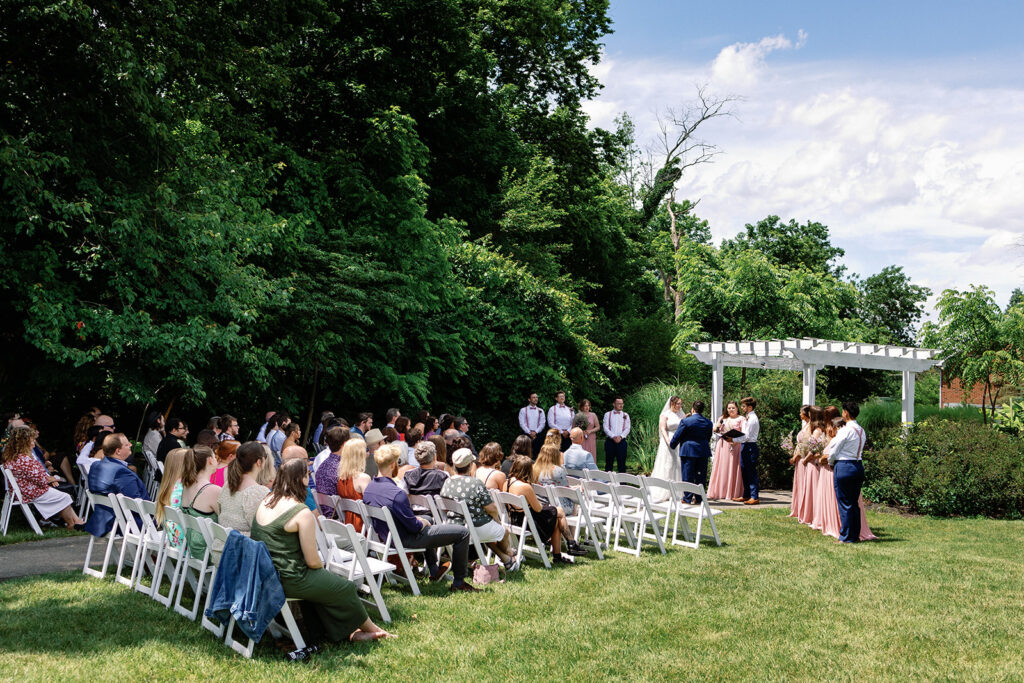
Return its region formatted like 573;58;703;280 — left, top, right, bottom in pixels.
855;265;932;345
921;286;1024;424
721;215;846;278
1008;287;1024;312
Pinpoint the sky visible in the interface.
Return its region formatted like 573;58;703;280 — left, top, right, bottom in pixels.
583;0;1024;314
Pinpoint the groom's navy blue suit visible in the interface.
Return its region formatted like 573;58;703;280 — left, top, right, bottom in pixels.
669;412;713;503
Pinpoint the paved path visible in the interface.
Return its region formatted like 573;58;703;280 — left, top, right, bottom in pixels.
0;490;793;581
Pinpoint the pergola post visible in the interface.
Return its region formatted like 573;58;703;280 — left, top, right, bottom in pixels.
801;364;817;406
901;370;916;424
711;352;724;421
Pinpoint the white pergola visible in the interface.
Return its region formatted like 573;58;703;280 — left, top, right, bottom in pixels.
688;338;944;424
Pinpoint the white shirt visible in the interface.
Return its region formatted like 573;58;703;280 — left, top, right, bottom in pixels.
143;429;162;456
312;447;331;475
518;405;546;434
734;411;760;444
256;422;269;443
564;443;598;470
602;410;631;439
76;441;96;473
547;403;575;432
824;421;865;461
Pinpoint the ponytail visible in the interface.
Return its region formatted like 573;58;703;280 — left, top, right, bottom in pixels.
227;441;264;494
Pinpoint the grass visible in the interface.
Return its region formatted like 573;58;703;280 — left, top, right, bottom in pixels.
2;508;1023;681
0;520;83;547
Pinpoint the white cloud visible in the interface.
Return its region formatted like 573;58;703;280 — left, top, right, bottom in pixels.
582;33;1024;311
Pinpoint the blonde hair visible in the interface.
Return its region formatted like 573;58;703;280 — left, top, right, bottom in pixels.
255;444;276;487
543;429;561;448
155;448;189;525
373;443;400;473
337;438;367;481
533;444;562;480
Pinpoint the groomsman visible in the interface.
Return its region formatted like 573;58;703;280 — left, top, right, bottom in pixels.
518;392;547;457
728;396;760;505
547;391;575;451
602;397;631;473
824;401;867;543
669;401;713;504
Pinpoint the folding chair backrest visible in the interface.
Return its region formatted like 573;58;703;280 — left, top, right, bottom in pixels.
614;472;643;487
133;498;165;543
584;469;613;483
581;478;614;501
433;495;462;522
672;480;706;502
313;490;336;518
531;483;552;504
643;475;676;495
364;504;425;552
333;497;370;536
163;506;190;550
201;518;231;566
566;475;583;487
565;468;586;479
407;493;442;523
114;494;140;536
3;467;24;502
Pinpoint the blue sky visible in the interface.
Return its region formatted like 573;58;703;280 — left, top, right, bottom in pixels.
584;1;1024;314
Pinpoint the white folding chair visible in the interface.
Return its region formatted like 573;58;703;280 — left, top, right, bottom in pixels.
142;449;160;499
174;512;216;620
319;516;395;622
119;496;163;594
434;495;497;566
75;471;93;520
669;481;723;549
332;496;371;539
110;494;144;587
565;467;587;479
82;491;122;579
641;475;678;544
312;490;336;518
580;479;618;546
583;469;614;483
363;503;430;596
224;599;306;659
609;484;667;556
1;467;44;536
408;493;443;524
152;506;189;607
200;519;232;638
549;485;605;559
490;489;551;569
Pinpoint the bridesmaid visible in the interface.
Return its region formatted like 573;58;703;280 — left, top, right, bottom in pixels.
707;401;745;500
815;412;843;539
577;399;601;464
799;406;826;525
788;405;811;520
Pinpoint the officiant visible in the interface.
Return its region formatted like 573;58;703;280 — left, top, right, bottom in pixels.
669;400;713;504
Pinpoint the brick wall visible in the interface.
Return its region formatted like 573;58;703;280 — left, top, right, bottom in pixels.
940;376;987;407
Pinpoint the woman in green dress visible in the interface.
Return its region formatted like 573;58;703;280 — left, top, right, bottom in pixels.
250;458;394;644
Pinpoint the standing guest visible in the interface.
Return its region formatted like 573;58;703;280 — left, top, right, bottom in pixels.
442;448;518;570
218;415;240;442
267;412;291;466
2;426;85;530
385;408;401;432
84;433;149;536
217;442;270;535
707;401;745;500
363;445;478;592
393;416;410;442
453;416;477;456
143;411;164;456
250;459;394;643
282;423;302;452
211;439;239;487
602;397;631;474
351;412;373;438
788;406;812;521
547;391;575;451
403;441;450;496
157;418;188;464
518;392;547;457
475;442;508;491
728;397;760;505
336;439;372;532
256;411;276;443
670;401;713;504
310;411;334;451
576;399;601;464
504;435;533;476
315;427;348;517
824;402;876;543
364;429;385;478
180;446;221;559
563;427;598;471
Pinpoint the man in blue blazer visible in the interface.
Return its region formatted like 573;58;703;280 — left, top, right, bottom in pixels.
84;433;149;537
669;401;713;504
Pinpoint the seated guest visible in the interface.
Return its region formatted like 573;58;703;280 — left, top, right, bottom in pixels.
314;426;348;517
255;444;277;487
73;412;95;455
351;412;373;438
142;411;164;456
310;411;334;451
250;459;393;643
504;435;534;476
385;408;401;432
180;445;221;558
363;445;478;592
542;428;562;451
195;429;220;451
210;439;238;487
336;439;373;532
503;455;586;563
256;411;275;443
313;421;348;475
2;426;84;530
474;442;507;491
157;417;188;464
218;414;239;442
404;427;424;469
383;427;408;465
403;441;450;496
364;429;385;478
441;448;517;570
266;412;291;466
282;444;317;512
393;416;410;442
534;444;574;515
217;441;270;535
84;432;149;536
77;414;115;474
428;434;452;475
282;423;302;452
453;416;477;456
154;447;189;547
563;427;598;471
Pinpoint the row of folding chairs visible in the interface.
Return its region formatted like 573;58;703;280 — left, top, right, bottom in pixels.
1;466;46;536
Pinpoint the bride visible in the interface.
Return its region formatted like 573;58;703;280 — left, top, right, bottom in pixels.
650;395;684;501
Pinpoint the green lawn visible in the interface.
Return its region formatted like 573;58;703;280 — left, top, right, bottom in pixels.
1;508;1022;681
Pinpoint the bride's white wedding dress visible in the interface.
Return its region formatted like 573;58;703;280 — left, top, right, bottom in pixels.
650;399;683;501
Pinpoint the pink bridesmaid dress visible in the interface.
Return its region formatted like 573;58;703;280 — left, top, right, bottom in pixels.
815;465;841;539
808;462;824;529
858;496;877;541
798;460;818;525
707;416;745;499
789;426;810;519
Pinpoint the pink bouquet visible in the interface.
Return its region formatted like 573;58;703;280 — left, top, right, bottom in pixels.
807;434;827;456
780;432;794;455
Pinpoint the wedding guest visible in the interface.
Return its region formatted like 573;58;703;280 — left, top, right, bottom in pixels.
73;412;95;455
315;427;348;517
563;428;598;471
84;432;149;536
576;399;601;463
441;448;518;570
143;411;164;456
707;400;745;500
351;412;373;438
251;459;393;643
728;397;760;504
78;414;115;467
503;456;585;563
157;417;188;464
453;416;477;456
155;448;189;547
670;401;713;504
393;416;410;442
195;429;220;451
313;422;349;475
404;441;450;496
429;433;453;475
282;423;302;452
217;441;270;535
385;408;401;432
533;444;574;515
211;439;239;487
504;435;533;476
423;415;439;438
336;438;372;532
180;446;221;558
256;411;275;443
218;415;240;442
2;426;84;530
364;429;385;477
602;397;631;473
311;411;334;449
255;444;277;487
475;442;508;490
518;392;547;457
547;391;575;451
267;412;291;465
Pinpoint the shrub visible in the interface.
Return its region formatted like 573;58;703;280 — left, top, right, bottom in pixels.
859;400;984;433
864;420;1024;519
625;381;707;474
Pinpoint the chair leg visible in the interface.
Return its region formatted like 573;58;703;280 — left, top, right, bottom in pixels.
280;602;307;650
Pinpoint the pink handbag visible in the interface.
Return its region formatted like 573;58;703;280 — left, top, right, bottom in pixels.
472;561;504;585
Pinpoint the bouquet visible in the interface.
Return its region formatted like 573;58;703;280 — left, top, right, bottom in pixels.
807;434;827;463
780;432;794;456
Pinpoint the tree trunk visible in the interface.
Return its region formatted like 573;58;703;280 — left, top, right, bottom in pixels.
740;367;747;394
304;361;320;443
666;189;683;321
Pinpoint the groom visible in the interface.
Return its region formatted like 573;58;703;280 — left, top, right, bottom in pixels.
669;401;713;504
